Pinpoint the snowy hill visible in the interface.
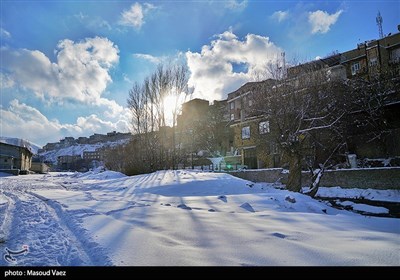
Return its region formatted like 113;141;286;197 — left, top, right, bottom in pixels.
38;138;129;164
0;137;41;154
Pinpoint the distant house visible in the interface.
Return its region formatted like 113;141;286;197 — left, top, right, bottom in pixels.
31;162;50;174
57;155;83;171
0;139;34;175
83;149;105;169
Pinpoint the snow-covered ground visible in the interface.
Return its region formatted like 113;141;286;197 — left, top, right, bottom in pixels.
0;170;399;266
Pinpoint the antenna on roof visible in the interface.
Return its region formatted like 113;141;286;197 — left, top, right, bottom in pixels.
376;11;383;38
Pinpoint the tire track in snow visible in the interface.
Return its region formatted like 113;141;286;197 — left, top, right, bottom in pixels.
0;191;16;243
0;182;112;266
1;191;92;266
29;191;113;266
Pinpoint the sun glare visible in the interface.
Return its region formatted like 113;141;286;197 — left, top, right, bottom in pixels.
163;94;186;126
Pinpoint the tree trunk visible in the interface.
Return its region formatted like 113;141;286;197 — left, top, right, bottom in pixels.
287;153;302;192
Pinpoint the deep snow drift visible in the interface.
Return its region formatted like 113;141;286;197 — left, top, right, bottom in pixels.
0;170;399;266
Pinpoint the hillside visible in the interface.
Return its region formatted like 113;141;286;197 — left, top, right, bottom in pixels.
38;139;129;164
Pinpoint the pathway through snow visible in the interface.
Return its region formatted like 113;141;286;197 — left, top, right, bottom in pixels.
0;175;111;266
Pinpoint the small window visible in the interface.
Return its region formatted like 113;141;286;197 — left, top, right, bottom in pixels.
230;102;235;110
270;142;279;154
351;62;360;75
259;121;270;134
230;113;235;121
369;57;377;66
390;48;400;62
243;96;247;107
4;159;8;163
242;126;250;139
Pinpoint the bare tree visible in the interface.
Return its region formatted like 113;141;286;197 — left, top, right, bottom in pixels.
251;56;400;194
347;72;399;144
169;64;190;169
121;62;190;174
252;61;348;193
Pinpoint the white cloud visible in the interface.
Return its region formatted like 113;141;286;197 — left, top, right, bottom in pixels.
1;37;119;105
308;10;343;34
0;100;130;146
74;12;111;30
0;100;81;145
0;28;11;38
186;30;283;101
119;2;156;29
97;97;130;121
0;72;14;89
271;10;289;22
123;73;134;84
225;0;248;11
90;18;112;31
133;53;163;64
77;114;114;131
74;12;87;20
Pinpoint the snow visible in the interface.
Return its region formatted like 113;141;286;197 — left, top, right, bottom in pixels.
0;172;13;178
0;170;399;266
335;200;390;214
351;204;389;214
72;167;127;180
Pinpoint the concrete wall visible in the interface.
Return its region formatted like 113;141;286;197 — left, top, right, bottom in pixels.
230;167;400;190
20;149;32;171
31;162;50;174
0;143;32;171
0;155;14;169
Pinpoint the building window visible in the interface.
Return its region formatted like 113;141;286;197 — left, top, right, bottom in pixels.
270;142;279;154
351;62;360;75
230;113;235;121
390;48;400;63
241;126;250;139
230;102;235;110
369;57;377;66
259;121;270;134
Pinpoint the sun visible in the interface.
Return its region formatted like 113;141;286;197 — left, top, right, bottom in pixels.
163;95;178;113
163;94;186;126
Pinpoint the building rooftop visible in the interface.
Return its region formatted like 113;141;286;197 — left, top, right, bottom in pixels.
0;137;39;154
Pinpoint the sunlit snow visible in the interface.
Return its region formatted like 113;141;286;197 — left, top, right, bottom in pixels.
0;170;398;266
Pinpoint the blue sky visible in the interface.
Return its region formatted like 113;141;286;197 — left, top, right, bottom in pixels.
1;0;399;146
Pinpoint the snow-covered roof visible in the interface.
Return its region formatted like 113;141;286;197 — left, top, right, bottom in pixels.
0;137;40;154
